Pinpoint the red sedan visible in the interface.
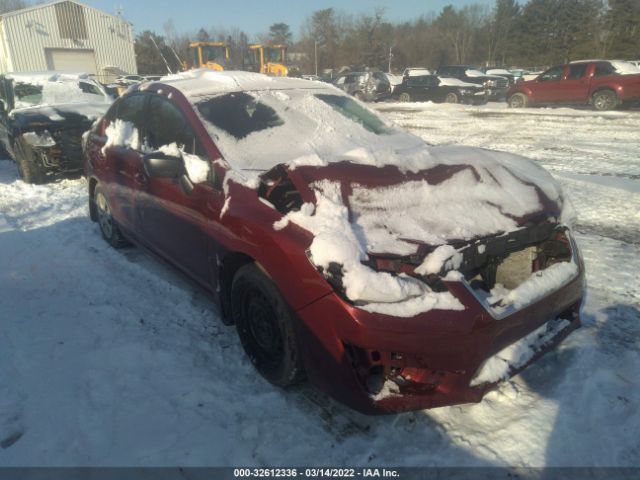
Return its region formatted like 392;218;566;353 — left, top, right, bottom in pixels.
84;71;584;414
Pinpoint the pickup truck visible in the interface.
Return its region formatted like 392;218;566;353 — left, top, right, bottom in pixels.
506;60;640;110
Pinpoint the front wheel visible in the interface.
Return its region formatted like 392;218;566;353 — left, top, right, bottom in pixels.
232;263;304;387
445;92;459;104
592;90;618;111
398;92;411;102
508;93;528;108
14;137;45;184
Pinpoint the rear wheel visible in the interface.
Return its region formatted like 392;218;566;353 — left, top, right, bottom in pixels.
508;93;528;108
232;263;304;387
14;137;45;184
398;92;411;102
445;92;459;104
592;90;618;111
94;185;129;248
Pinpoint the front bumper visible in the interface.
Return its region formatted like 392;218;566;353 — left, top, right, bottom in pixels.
486;87;509;100
295;261;584;414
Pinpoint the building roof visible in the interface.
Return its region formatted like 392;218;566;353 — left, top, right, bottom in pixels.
0;0;127;24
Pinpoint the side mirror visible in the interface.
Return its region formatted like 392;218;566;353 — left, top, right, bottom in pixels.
142;151;195;195
142;151;184;178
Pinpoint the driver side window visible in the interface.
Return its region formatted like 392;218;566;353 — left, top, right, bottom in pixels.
145;96;211;184
540;66;564;82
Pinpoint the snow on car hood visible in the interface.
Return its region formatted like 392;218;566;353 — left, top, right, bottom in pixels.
271;145;572;317
281;144;569;256
10;103;111;130
437;77;483;88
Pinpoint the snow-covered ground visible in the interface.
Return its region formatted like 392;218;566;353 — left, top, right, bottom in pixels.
1;102;639;467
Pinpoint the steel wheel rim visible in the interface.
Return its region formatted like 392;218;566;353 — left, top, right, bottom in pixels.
445;93;457;103
510;95;524;108
595;93;612;110
399;93;410;102
246;290;283;357
95;192;113;238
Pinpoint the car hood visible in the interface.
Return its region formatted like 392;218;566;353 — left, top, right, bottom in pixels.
277;145;568;256
10;103;110;132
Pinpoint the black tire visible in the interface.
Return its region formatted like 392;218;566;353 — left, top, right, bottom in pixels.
592;90;618;111
93;185;129;248
398;92;411;102
445;92;459;104
508;93;528;108
232;263;304;387
14;137;45;184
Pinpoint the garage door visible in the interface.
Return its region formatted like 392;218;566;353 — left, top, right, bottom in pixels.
45;49;97;74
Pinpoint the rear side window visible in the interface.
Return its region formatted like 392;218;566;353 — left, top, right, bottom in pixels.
408;76;437;87
594;62;616;77
567;64;588;80
196;92;283;140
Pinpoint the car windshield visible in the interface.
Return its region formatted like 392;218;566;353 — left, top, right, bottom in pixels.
195;88;406;172
12;77;110;109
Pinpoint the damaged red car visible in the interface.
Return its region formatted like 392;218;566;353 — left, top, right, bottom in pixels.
83;70;585;414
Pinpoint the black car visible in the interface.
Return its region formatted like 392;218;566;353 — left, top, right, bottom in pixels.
393;75;488;105
436;65;509;100
333;71;392;102
0;72;112;183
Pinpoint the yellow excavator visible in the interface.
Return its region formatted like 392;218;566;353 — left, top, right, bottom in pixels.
186;41;230;71
244;44;288;76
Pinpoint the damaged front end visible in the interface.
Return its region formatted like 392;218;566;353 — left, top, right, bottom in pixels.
349;220;583;407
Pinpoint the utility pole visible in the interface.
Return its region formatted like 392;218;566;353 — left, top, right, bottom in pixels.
314;40;318;76
388;45;393;74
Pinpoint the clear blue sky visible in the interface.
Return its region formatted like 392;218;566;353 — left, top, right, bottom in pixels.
81;0;494;40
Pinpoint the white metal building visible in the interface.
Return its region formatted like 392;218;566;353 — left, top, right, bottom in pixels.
0;0;137;79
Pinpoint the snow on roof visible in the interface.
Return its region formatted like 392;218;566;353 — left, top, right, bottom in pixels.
160;70;330;98
6;72;91;83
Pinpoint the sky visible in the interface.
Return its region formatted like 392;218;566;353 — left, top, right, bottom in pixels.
80;0;495;39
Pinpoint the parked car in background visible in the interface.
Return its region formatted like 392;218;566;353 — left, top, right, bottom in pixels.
393;74;487;104
382;72;403;93
485;68;516;85
0;72;112;183
333;71;391;101
84;70;584;414
506;60;640;110
436;65;509;100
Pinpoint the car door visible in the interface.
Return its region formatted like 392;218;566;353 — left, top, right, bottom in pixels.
99;93;148;234
137;94;221;286
530;65;565;103
555;63;591;103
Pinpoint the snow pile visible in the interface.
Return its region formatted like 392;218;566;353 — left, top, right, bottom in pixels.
102;119;140;154
21;131;56;148
274;180;464;316
348;160;544;255
610;60;640;75
464;69;486;77
415;245;462;276
486;260;579;312
470;318;572;386
437;77;481;88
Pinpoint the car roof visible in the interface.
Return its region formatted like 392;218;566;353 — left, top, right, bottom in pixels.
5;71;91;81
158;69;331;98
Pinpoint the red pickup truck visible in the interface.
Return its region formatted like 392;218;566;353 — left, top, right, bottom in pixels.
506;60;640;110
